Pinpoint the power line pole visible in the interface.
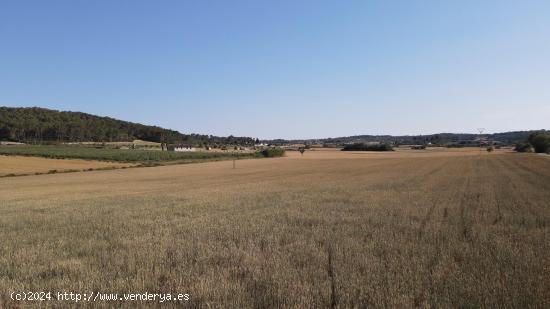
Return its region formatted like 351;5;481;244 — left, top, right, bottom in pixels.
477;128;485;153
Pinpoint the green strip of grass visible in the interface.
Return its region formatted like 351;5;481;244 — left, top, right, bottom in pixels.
0;145;256;163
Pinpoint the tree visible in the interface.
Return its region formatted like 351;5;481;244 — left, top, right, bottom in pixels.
527;132;550;153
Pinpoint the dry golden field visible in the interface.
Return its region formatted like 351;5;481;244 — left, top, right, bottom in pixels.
1;148;549;307
0;155;131;177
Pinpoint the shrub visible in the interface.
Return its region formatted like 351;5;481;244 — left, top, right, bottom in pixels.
514;143;532;153
341;143;394;151
486;146;494;152
257;147;286;158
411;145;427;150
446;143;464;148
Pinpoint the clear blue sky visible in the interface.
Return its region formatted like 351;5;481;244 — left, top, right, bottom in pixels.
1;1;549;139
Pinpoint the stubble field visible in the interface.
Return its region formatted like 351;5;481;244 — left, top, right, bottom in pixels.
0;148;549;307
0;155;131;177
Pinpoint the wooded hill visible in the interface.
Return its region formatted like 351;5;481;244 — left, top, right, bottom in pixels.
267;131;547;146
0;107;256;145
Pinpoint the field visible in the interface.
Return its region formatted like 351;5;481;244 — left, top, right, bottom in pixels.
0;145;255;163
1;148;549;307
0;156;131;177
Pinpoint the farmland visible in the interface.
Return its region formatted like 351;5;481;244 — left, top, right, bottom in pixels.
1;148;549;307
0;145;256;163
0;155;131;177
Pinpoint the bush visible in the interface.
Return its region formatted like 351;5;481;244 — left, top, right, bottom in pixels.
257;147;286;158
341;143;394;151
411;145;426;150
486;146;494;152
527;132;550;153
446;143;464;148
514;143;532;153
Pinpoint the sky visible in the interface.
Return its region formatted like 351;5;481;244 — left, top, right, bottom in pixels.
1;0;549;139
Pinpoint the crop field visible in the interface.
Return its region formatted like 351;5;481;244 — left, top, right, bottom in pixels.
0;145;255;163
0;155;132;177
1;149;549;307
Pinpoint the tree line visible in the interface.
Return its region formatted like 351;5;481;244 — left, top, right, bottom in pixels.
0;107;257;146
341;143;394;151
266;131;545;146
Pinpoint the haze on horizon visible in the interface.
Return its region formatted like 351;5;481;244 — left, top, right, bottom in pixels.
1;1;549;140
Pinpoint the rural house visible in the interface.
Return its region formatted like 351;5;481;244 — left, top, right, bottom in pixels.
167;144;196;152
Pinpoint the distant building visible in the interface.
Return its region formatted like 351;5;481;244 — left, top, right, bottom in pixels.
167;144;196;152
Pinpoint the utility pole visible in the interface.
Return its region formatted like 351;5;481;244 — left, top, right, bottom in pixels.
477;128;485;153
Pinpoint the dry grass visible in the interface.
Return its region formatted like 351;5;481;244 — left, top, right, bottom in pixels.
0;155;131;177
0;149;549;307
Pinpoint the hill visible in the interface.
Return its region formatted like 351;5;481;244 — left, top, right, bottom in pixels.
0;107;255;145
266;131;547;146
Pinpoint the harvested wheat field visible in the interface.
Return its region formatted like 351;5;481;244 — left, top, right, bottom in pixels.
0;155;131;177
1;148;549;307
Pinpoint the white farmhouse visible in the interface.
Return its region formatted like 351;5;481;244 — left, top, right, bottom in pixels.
168;144;196;152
